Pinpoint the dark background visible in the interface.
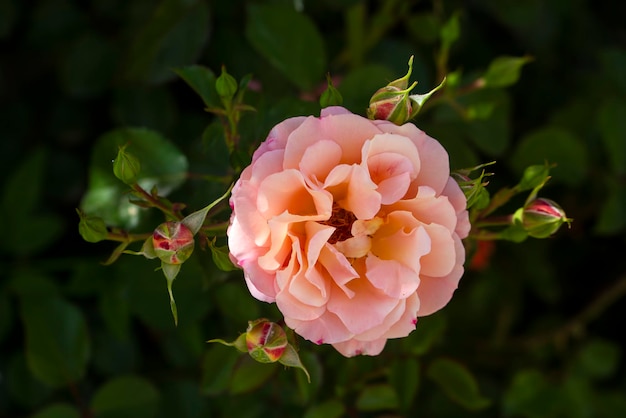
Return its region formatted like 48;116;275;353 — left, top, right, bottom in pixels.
1;0;625;417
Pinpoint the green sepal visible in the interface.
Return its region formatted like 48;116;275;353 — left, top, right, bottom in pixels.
207;332;248;353
123;236;158;259
181;184;234;235
320;73;343;108
160;262;181;326
278;344;311;383
102;241;131;266
408;76;446;118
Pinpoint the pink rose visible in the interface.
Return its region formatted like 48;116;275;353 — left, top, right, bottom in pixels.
227;106;470;357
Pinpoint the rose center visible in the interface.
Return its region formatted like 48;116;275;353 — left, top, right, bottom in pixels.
320;203;357;244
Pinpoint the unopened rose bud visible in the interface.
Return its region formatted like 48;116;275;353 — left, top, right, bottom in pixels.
245;319;288;363
77;209;108;243
367;85;416;125
216;66;237;99
522;198;572;238
113;144;141;185
152;221;195;264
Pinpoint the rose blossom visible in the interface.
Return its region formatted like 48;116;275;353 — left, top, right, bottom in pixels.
227;106;470;357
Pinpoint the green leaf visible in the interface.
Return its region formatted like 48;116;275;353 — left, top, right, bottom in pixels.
427;358;491;411
516;164;551;192
573;339;621;380
228;356;277;395
209;240;238;272
355;384;399;411
390;357;420;412
510;127;587;187
123;0;210;84
440;12;460;50
31;403;80;418
80;128;188;229
174;65;219;108
201;344;241;396
482;55;533;88
597;99;626;176
20;296;90;387
502;369;558;418
303;399;346;418
246;3;326;91
91;376;159;418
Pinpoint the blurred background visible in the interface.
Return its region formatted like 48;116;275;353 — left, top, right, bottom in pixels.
1;0;625;417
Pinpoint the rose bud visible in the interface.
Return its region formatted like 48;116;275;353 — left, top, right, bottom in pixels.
367;85;416;125
522;198;572;238
245;319;288;363
152;221;195;264
113;144;141;185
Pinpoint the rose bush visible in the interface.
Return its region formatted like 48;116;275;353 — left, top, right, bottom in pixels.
227;106;470;357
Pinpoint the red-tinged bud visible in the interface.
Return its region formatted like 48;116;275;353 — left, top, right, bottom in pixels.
367;85;415;125
152;221;195;264
245;319;288;363
522;198;572;238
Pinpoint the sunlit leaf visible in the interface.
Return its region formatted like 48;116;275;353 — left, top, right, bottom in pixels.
80;128;188;229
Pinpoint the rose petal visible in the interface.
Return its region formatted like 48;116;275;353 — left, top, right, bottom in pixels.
417;237;466;316
257;169;332;219
332;337;387;357
365;255;421;298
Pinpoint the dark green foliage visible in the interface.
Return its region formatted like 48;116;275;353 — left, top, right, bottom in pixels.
1;0;625;417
